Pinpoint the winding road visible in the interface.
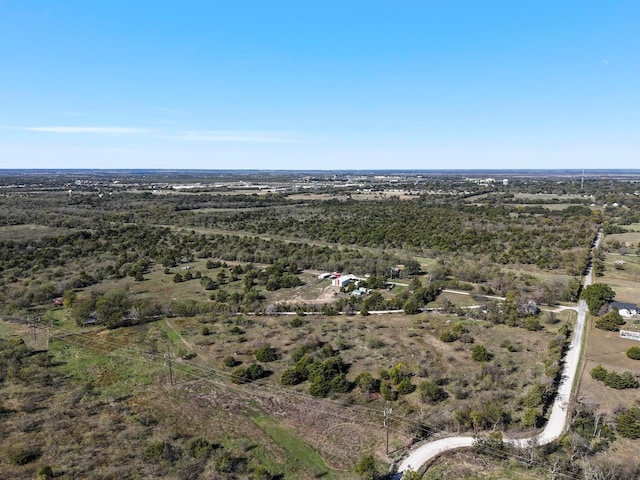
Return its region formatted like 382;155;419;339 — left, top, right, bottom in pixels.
396;231;602;477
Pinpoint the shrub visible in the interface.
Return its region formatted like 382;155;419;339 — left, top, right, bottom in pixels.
38;465;54;479
617;407;640;438
627;346;640;360
355;454;379;480
143;441;182;463
245;363;265;380
380;382;396;401
595;310;625;331
254;345;278;362
590;364;608;381
440;322;466;342
366;337;385;349
471;344;492;362
231;366;251;384
439;330;459;343
523;317;543;331
223;355;239;367
186;438;216;459
280;366;307;386
8;444;41;465
290;317;304;327
396;379;416;395
419;380;447;403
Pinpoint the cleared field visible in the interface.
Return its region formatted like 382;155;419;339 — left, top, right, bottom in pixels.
605;231;640;246
0;224;67;242
599;253;640;304
509;202;584;211
512;193;584;200
578;320;640;422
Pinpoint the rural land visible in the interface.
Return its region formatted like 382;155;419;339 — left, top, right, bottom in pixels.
1;169;640;480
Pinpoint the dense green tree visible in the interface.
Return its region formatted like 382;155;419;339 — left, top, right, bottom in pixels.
254;345;278;362
616;407;640;439
595;309;624;331
581;283;615;315
418;380;447;403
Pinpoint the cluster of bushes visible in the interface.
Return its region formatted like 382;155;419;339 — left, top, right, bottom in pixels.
141;437;278;477
379;363;416;400
231;363;265;384
439;322;467;343
280;341;349;397
454;401;509;431
70;288;162;328
590;365;639;389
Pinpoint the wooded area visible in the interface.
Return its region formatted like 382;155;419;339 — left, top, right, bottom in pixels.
1;170;639;479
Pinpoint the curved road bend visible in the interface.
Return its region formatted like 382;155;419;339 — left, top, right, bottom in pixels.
397;231;602;476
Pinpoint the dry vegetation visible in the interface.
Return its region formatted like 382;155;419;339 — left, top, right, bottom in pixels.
3;172;640;479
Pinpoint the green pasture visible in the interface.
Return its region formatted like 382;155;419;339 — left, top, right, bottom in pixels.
250;415;342;479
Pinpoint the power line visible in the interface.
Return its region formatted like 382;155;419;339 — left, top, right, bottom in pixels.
41;323;589;480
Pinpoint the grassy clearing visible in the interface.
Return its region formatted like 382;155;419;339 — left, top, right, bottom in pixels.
599;253;640;303
500;265;574;283
605;231;640;246
512;193;583;201
509;202;583;211
250;414;342;479
0;224;66;242
622;223;640;232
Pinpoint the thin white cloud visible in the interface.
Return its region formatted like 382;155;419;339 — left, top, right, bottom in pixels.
26;126;149;134
7;126;299;143
165;130;297;143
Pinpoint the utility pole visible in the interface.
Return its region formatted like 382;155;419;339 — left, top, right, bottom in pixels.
164;352;175;386
383;403;393;455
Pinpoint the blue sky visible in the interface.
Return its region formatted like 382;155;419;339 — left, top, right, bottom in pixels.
1;1;639;169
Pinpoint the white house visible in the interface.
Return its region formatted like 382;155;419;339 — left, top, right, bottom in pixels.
611;301;639;317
